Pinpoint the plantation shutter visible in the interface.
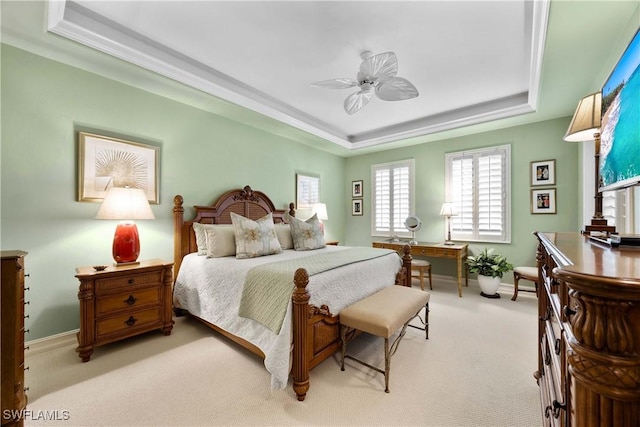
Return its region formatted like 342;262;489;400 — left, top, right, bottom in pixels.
372;159;414;237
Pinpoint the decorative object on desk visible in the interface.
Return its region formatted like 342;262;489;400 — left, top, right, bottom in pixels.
530;188;557;214
404;216;422;245
352;180;363;198
78;132;159;203
530;159;556;186
95;186;155;265
466;248;513;299
439;202;458;245
351;199;363;216
311;203;328;234
563;92;616;234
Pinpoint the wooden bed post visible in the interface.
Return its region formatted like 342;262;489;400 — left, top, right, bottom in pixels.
292;268;310;401
173;195;185;278
402;244;412;287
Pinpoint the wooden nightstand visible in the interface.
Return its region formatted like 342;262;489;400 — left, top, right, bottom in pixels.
75;259;174;362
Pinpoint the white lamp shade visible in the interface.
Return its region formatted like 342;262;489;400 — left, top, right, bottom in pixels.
95;187;155;220
311;203;328;221
440;202;458;217
564;92;602;142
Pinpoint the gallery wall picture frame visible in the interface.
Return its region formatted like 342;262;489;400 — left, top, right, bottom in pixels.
296;172;320;208
352;180;363;198
352;199;363;216
78;132;159;203
531;188;557;214
530;159;556;186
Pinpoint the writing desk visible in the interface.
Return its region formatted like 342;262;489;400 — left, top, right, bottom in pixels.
372;241;469;297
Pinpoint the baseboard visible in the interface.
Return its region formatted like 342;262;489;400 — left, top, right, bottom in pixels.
25;329;78;356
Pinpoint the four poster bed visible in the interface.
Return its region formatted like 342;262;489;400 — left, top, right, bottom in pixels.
172;185;412;401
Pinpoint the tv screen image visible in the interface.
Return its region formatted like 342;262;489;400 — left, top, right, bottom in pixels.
599;28;640;192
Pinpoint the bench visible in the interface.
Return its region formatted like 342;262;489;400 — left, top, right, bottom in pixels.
339;285;430;393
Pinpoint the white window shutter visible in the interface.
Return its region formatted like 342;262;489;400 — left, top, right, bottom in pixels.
371;159;415;237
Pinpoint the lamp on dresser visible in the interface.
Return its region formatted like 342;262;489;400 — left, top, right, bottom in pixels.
440;202;458;245
95;186;155;265
563;92;616;235
311;202;328;234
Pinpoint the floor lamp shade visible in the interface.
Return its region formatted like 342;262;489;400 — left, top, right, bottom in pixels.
95;187;155;264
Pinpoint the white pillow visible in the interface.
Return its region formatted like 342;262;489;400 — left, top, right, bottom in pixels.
289;213;326;251
274;223;293;249
193;222;216;255
230;212;282;259
204;225;236;258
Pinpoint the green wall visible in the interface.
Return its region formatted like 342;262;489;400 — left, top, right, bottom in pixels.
1;45;345;339
344;119;581;278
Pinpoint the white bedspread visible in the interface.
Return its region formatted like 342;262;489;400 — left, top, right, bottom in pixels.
173;245;402;390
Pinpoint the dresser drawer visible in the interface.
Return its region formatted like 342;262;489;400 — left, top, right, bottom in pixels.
96;307;161;338
96;270;163;293
372;242;400;251
96;287;161;315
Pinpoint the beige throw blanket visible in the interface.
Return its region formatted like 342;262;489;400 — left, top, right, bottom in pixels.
239;247;396;333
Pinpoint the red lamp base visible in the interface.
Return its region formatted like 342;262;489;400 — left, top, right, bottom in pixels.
112;221;140;265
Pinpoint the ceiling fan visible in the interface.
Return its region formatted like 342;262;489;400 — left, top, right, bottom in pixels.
311;51;419;115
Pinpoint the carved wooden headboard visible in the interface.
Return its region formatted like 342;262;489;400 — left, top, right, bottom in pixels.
173;185;295;276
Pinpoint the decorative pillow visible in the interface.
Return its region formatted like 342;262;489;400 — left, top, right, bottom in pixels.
193;222;216;255
230;212;282;259
204;225;236;258
289;213;326;251
274;223;294;249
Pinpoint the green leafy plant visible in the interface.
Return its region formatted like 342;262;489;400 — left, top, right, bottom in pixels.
466;248;513;278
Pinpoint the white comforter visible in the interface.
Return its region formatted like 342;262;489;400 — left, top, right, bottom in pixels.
173;245;402;390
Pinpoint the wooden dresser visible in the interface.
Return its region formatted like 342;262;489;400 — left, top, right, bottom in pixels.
75;259;174;362
1;250;28;427
534;232;640;426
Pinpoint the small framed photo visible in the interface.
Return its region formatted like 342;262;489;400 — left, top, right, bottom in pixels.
352;199;363;216
530;159;556;186
78;132;159;203
531;188;557;214
352;180;363;198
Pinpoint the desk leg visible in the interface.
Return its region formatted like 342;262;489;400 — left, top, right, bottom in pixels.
456;255;463;297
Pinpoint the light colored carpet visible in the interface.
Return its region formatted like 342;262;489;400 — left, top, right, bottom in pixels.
24;278;541;426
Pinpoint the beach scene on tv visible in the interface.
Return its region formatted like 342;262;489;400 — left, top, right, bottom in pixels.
599;30;640;192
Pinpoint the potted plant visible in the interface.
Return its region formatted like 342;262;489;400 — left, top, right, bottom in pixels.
466;248;513;298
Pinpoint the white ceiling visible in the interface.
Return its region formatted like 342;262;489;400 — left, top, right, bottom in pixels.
2;1;639;156
45;0;547;150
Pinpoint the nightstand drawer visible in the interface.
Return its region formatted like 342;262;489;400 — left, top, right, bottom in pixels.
96;307;161;338
96;270;162;293
96;287;161;315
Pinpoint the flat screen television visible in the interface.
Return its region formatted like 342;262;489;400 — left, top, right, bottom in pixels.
599;28;640;192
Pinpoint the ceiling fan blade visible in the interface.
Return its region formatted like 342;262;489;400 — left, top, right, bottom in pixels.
310;78;358;89
375;77;419;101
360;52;398;82
344;90;374;115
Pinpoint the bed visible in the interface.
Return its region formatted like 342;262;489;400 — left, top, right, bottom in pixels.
172;185;412;401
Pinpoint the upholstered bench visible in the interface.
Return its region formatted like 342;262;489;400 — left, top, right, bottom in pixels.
340;285;430;393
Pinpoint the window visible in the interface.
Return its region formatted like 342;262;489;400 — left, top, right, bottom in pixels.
371;159;415;237
445;145;511;243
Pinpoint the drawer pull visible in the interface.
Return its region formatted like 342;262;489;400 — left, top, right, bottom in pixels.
552;400;566;418
125;316;137;327
24;287;30;291
24;387;29;392
554;338;561;355
124;295;137;306
128;279;135;285
24;314;29;320
563;305;576;317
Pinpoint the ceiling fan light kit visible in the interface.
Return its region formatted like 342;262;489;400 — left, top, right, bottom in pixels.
311;51;419;115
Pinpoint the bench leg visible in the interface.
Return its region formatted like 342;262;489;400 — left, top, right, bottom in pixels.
340;325;347;371
512;272;520;301
384;337;390;393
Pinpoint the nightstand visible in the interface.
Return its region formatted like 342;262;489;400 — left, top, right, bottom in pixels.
75;259;174;362
326;241;339;246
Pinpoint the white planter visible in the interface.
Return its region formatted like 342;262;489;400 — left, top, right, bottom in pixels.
477;275;501;298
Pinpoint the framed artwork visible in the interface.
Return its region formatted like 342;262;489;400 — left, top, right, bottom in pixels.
531;188;557;214
352;180;363;198
530;159;556;186
78;132;159;203
296;173;320;208
352;199;363;216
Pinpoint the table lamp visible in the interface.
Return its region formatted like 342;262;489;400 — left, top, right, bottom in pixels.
311;202;328;234
563;92;615;235
95;187;155;265
440;202;458;245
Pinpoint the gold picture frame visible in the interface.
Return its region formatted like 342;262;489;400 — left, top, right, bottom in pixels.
78;132;159;203
530;159;556;186
296;172;320;208
531;188;557;214
352;199;363;216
